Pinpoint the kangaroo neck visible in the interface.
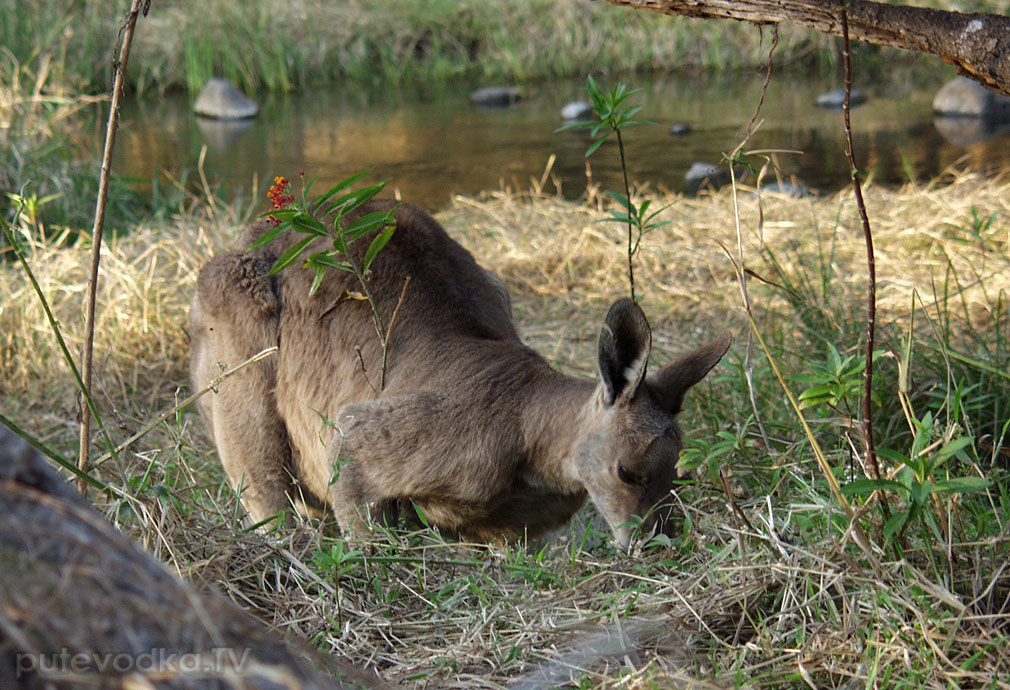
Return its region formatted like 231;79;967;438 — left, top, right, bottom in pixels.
519;366;598;491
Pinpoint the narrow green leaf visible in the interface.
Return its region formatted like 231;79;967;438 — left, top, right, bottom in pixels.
248;223;287;250
840;478;909;496
321;191;362;218
797;397;829;410
344;210;396;243
333;232;348;255
292;213;330;237
585;136;608;158
348;182;389;208
790;373;830;384
301;173;319;204
601;213;632;224
604;191;632;210
311;170;371;212
910;480;932;506
876;447;909;464
310;253;354;271
895;464;915;490
883;511;908;540
935;436;974;462
932;477;992;494
554;120;593;134
267;236;314;275
798;383;836;400
911;416;933;459
322;181;389;218
412;500;430;527
642;220;671;231
261;207;299;222
363;226;395;273
827;342;841;372
309;266;326;296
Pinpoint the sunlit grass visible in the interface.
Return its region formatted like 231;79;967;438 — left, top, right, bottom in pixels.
3;4;1009;682
0;0;885;94
3;170;1009;686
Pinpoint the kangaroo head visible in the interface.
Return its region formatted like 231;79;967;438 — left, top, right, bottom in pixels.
573;298;731;550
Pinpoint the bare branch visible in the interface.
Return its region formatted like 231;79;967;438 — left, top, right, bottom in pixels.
606;0;1010;96
78;0;145;490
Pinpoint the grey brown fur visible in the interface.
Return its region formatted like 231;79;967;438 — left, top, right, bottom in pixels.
190;201;730;548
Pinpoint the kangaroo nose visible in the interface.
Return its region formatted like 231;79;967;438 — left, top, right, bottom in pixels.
614;524;634;553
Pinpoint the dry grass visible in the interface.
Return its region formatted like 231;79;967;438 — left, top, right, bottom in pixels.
2;174;1009;688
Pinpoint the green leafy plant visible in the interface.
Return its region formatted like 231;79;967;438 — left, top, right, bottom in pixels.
792;343;884;414
842;411;990;543
313;540;364;579
557;75;667;301
250;172;401;391
678;429;745;485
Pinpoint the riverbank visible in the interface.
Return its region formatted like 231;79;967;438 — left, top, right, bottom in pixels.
3;176;1008;686
3;0;932;95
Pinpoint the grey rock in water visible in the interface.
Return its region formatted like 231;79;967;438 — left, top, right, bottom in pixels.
933;116;1010;147
560;100;593;120
816;89;867;109
470;85;523;108
193;78;259;120
685;161;728;193
932;77;1010;121
669;122;691;136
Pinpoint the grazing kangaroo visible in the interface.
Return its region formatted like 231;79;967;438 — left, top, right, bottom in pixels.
190;200;730;548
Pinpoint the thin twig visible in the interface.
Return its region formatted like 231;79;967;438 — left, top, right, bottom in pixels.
78;0;145;492
91;347;278;468
353;345;378;395
723;31;780;456
380;275;412;391
197;144;218;219
840;2;888;520
348;260;387;387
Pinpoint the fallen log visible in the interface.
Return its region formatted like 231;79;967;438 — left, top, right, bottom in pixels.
0;424;375;690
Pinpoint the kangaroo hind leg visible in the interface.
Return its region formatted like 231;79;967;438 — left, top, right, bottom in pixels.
190;251;296;524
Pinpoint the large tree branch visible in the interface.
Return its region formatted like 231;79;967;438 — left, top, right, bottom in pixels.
607;0;1010;97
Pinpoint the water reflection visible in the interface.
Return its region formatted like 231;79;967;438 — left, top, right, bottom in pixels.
113;71;1010;212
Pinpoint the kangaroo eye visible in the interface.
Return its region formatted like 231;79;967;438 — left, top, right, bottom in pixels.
617;466;640;486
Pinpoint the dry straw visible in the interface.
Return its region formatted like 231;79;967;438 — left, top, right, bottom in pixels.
2;174;1009;687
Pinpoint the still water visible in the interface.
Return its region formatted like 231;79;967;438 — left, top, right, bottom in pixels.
113;70;1010;212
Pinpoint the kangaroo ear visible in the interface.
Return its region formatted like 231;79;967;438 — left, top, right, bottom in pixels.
649;332;731;415
598;298;652;406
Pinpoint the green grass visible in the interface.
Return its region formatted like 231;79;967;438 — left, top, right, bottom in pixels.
3;175;1009;687
0;0;919;95
0;50;187;241
3;3;1010;683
